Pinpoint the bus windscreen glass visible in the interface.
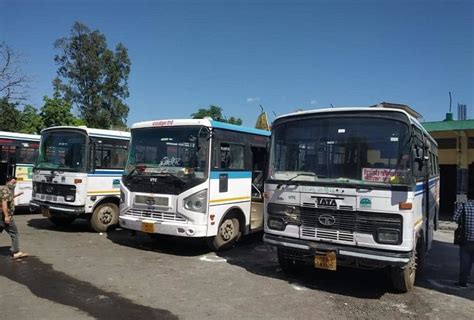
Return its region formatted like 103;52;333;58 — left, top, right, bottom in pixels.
36;131;86;172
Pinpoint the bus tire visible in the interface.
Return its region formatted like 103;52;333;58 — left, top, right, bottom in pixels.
89;202;119;232
49;216;75;227
391;251;417;293
207;217;240;251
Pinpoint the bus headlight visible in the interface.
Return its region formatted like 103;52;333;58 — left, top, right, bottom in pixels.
267;203;301;225
184;189;207;213
65;195;75;202
376;228;401;245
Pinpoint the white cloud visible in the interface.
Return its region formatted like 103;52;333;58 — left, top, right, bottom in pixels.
310;99;318;105
247;97;261;103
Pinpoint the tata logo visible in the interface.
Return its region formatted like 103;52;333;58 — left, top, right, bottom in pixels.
145;197;155;205
45;186;54;194
318;214;336;226
316;198;337;207
150;178;158;183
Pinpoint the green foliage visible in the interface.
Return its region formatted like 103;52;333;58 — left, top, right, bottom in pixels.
40;95;84;128
54;22;131;129
191;105;243;125
0;97;22;132
20;105;43;134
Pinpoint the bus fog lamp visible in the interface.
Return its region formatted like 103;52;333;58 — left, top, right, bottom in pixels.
268;218;285;231
376;228;400;244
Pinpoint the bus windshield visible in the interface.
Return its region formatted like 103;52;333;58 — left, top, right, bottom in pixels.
36;131;87;172
270;116;412;186
126;126;209;180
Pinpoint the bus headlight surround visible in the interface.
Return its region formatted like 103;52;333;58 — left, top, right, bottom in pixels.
376;228;401;245
267;203;301;225
184;189;207;213
267;217;285;231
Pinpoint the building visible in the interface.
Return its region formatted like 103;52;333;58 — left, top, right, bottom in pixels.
423;112;474;216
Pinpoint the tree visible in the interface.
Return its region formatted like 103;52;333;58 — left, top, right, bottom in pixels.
54;22;131;129
0;97;22;132
40;93;84;128
20;105;43;134
0;42;31;102
191;105;243;125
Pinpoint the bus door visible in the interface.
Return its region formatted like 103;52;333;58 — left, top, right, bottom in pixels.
0;140;17;185
250;146;266;230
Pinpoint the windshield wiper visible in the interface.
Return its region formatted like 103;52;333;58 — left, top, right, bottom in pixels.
276;172;318;189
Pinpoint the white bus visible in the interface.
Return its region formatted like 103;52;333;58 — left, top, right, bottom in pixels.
30;126;130;232
0;131;40;207
119;119;270;250
264;105;439;292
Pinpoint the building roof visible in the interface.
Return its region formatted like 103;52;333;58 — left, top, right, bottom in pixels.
422;119;474;132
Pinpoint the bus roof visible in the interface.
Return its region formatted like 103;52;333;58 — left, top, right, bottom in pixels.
0;130;40;141
274;106;435;144
41;126;130;140
131;119;271;136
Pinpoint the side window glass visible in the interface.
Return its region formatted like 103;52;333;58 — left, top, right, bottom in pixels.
220;143;245;170
95;138;129;169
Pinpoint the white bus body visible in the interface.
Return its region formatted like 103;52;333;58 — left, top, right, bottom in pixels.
30;126;130;232
0;131;40;207
119;119;269;250
264;107;439;292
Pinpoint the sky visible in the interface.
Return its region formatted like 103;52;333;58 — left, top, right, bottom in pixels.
1;0;473;127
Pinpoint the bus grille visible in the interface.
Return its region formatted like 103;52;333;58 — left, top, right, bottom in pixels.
34;182;76;197
124;208;187;222
300;207;402;242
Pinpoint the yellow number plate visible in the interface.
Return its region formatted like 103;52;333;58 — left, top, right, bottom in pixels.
314;252;337;271
141;222;155;233
41;207;51;218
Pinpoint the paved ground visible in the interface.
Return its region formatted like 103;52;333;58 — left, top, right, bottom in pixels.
0;213;472;320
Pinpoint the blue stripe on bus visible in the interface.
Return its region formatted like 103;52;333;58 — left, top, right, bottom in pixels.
88;170;124;176
210;171;252;179
210;121;270;136
415;176;439;195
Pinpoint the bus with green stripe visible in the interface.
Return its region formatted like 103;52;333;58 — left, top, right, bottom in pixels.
119;118;270;251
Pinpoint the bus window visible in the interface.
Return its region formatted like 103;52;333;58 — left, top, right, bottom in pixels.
95;138;129;169
220;143;244;170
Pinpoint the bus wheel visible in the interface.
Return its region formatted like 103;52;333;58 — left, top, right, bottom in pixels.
207;217;240;251
391;251;417;292
89;203;119;232
49;216;75;227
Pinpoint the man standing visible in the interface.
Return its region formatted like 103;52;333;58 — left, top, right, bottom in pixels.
453;200;474;287
0;176;28;259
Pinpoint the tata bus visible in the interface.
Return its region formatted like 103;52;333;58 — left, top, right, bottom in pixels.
0;131;40;206
119;119;270;250
264;105;439;292
30;126;130;232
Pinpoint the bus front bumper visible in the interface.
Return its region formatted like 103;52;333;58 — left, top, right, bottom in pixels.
30;200;85;217
264;234;413;267
119;215;208;237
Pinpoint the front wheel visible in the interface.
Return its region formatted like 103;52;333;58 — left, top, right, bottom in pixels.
391;251;417;292
207;217;240;251
89;203;119;232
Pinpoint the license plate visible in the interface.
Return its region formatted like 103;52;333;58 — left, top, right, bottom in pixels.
41;207;51;218
314;251;337;271
141;222;155;233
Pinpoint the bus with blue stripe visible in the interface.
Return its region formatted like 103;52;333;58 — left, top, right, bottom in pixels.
31;126;130;232
119;118;270;250
0;131;40;207
264;105;439;292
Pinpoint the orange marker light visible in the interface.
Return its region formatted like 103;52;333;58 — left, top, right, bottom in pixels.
74;179;82;184
399;202;412;210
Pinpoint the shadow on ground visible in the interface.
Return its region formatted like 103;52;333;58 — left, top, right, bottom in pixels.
107;228;211;257
27;217;95;233
416;239;473;301
0;251;176;319
217;233;473;301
